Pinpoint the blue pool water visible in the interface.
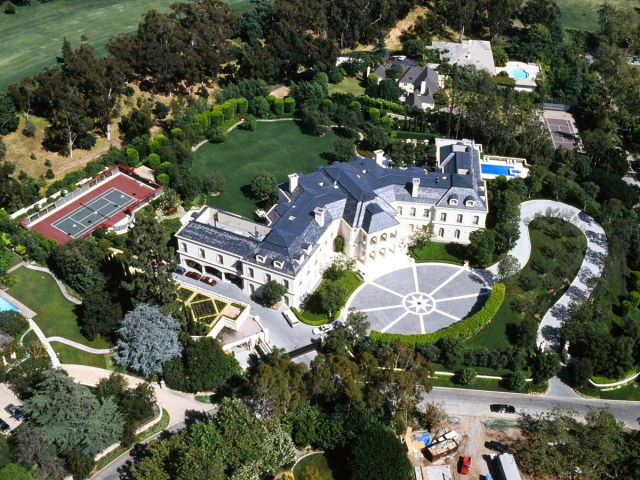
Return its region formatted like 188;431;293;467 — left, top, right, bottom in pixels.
481;164;517;176
0;297;19;312
510;67;529;79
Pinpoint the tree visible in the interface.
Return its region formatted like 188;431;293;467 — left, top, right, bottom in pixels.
248;356;308;418
299;465;323;480
300;105;330;136
0;310;28;337
203;172;226;195
11;422;66;479
457;367;477;385
410;224;434;248
377;79;403;102
22;370;123;456
249;171;277;200
348;426;413;480
0;93;19;135
0;464;31;480
119;108;154;144
572;358;594;387
519;0;561;29
467;229;496;266
334;137;355;162
505;371;527;390
362;123;390;150
318;281;346;317
324;309;369;354
64;448;94;480
498;254;520;280
437;337;464;369
531;350;560;384
419;402;448;433
114;304;182;377
262;280;288;307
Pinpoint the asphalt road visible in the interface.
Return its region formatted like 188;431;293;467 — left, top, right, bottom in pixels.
425;386;640;428
92;386;639;480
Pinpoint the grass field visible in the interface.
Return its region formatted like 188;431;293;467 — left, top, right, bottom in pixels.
556;0;640;31
409;241;466;265
467;218;587;350
4;248;22;270
0;0;252;90
328;76;366;96
192;121;341;219
293;453;335;480
7;267;111;349
50;342;110;368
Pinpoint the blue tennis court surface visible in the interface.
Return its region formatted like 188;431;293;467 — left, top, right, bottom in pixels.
52;188;135;238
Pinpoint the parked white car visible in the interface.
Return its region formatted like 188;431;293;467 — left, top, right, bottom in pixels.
312;323;335;335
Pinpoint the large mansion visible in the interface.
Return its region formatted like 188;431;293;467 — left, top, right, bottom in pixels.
175;138;488;308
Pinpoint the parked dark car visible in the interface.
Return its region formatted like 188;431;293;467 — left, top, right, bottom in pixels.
5;404;24;421
486;440;508;453
200;276;217;287
490;404;515;414
0;419;9;432
185;271;202;281
174;266;186;275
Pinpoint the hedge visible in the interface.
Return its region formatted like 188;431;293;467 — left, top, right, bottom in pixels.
359;95;406;114
369;283;506;346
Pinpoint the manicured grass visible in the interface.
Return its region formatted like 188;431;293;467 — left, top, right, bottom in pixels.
0;0;252;90
0;436;9;468
328;76;366;96
556;0;639;32
429;361;519;377
293;271;363;325
579;381;640;400
466;218;587;350
409;241;467;265
293;453;335;480
7;267;111;349
50;342;110;369
4;248;22;269
591;366;639;385
192;121;341;219
431;375;527;393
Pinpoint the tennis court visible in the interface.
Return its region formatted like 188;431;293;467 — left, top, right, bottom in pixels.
25;166;162;243
544;117;578;150
52;188;135;238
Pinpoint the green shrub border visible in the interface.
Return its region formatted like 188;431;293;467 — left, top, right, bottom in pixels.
369;283;506;345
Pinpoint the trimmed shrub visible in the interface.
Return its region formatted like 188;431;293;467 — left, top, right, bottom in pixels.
209;109;223;127
368;108;381;122
284;97;296;113
222;103;235;121
369;283;506;346
193;112;210;128
273;98;285;115
147;153;161;170
456;368;477;385
156;173;170;186
236;97;249;115
334;235;345;253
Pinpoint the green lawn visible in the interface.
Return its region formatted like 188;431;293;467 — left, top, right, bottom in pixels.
192;121;341;219
556;0;640;31
293;453;335;480
293;271;363;325
328;76;366;96
50;342;110;369
410;242;467;265
4;248;22;270
431;375;528;393
0;0;252;90
466;218;587;350
7;267;111;349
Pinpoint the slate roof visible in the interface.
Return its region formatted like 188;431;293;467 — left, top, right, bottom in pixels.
371;63;440;109
178;140;487;275
429;39;496;75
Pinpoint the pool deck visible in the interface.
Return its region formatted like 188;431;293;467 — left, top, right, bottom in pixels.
0;289;36;318
496;61;539;91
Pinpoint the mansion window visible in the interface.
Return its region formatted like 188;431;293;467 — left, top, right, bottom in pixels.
473;216;480;225
440;213;447;222
423;209;430;218
398;206;403;215
410;207;416;217
248;268;254;278
265;274;272;282
181;242;187;252
283;279;289;289
454;229;461;239
216;254;223;264
457;214;463;223
438;228;444;238
198;248;205;259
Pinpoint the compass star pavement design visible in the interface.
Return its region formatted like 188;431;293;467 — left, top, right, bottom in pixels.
347;263;490;335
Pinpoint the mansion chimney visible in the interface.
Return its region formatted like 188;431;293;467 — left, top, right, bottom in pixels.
313;207;326;227
411;178;420;197
288;173;299;193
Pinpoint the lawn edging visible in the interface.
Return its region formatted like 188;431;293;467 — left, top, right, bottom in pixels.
369;283;505;346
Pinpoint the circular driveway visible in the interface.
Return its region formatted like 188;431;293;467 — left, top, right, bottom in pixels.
347;263;491;335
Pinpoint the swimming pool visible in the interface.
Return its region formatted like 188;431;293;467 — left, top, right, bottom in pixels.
481;164;518;176
0;296;19;312
510;67;529;79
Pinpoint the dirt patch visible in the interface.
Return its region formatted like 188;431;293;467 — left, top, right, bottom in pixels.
269;85;290;98
385;5;430;52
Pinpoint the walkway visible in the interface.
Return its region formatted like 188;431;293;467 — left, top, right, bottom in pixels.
480;200;607;352
28;319;61;368
47;337;114;354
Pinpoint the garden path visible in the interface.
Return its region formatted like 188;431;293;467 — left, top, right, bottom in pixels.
47;337;114;354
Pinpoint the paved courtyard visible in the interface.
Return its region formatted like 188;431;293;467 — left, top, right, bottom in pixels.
347;263;490;335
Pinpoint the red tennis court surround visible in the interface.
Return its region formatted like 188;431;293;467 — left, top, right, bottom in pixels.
24;165;162;244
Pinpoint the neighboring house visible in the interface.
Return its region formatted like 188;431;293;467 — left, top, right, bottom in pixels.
370;60;442;110
429;39;496;75
176;138;488;308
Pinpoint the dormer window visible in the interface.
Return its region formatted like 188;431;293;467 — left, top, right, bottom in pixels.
449;198;458;206
465;200;475;207
273;260;283;269
256;255;266;263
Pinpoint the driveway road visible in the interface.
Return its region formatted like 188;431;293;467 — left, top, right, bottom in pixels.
425;387;640;429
